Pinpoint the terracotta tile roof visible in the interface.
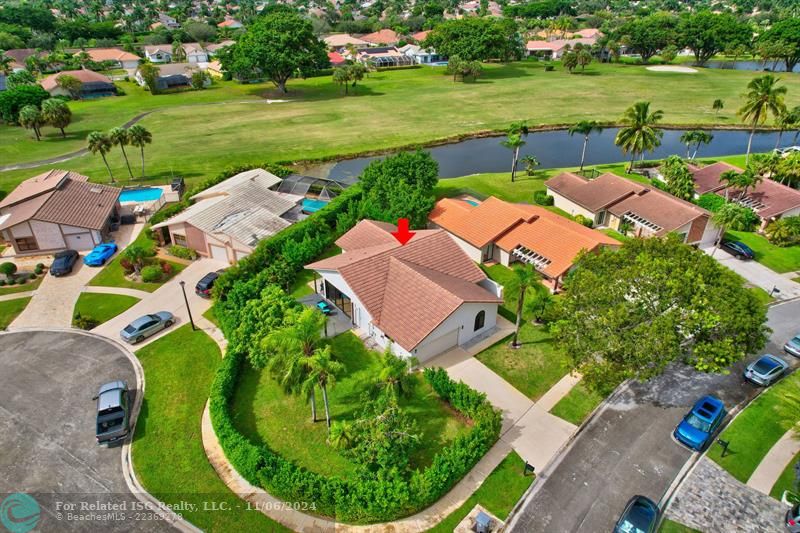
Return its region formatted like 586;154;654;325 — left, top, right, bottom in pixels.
359;29;400;45
32;179;120;230
307;222;499;351
328;52;346;65
724;178;800;219
0;169;88;208
40;69;112;92
526;37;597;52
82;48;140;62
411;30;430;42
2;49;39;65
546;172;709;234
323;34;371;48
430;196;619;278
689;161;741;194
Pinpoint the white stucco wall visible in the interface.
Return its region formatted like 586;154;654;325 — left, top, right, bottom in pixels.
779;206;800;219
317;270;374;330
9;222;33;238
29;220;65;250
700;218;720;246
547;188;597;220
442;232;483;263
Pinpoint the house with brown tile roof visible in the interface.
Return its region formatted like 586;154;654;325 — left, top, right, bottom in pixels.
686;162;800;224
359;29;401;46
0;170;120;255
429;196;620;291
545;172;718;245
79;48;141;70
306;220;503;362
40;70;116;99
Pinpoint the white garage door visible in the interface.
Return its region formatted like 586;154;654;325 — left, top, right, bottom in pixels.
209;244;228;262
415;328;459;362
64;233;94;251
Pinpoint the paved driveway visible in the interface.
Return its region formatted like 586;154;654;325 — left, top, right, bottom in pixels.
507;299;800;532
703;245;800;300
91;258;226;349
0;330;169;532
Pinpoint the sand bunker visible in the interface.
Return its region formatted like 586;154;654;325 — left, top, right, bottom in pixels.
646;65;698;73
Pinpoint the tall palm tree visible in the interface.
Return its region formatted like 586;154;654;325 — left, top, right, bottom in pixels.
735;167;763;201
775;107;800;149
614;101;664;173
127;125;152;179
738;74;787;165
690;131;714;160
377;347;416;400
501;132;526;182
300;345;343;429
680;131;696;159
109;127;134;180
511;263;538;348
568;120;603;171
87;131;115;183
265;307;327;422
719;169;740;200
711;202;755;256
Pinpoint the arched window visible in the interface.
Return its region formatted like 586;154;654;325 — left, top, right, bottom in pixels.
473;310;485;332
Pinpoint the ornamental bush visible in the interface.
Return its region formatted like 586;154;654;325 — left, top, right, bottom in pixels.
533;190;554;206
140;265;162;283
168;245;196;260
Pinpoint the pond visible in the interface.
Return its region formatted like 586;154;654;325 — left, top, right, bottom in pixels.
704;60;798;72
298;128;791;183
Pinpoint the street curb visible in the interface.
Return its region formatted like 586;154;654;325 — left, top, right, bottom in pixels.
0;328;199;533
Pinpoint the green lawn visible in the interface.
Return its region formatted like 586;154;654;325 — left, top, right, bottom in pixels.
230;331;471;478
726;230;800;274
708;371;800;483
425;451;534;533
549;382;604;426
0;276;43;295
72;293;140;325
88;229;185;292
288;245;341;299
749;286;776;307
4;62;797;194
132;325;290;532
770;449;800;500
659;518;702;533
201;306;219;327
0;297;31;329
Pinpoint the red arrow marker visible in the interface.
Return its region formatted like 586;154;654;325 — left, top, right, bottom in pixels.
391;218;416;245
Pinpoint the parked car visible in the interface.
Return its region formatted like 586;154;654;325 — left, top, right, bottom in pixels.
120;312;174;344
83;243;118;266
743;354;789;387
94;380;129;445
50;250;79;276
720;240;755;260
787;503;800;533
673;395;727;451
784;334;800;358
613;495;659;533
195;271;220;298
317;301;332;315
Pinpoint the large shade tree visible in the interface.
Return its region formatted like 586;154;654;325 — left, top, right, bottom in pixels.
222;5;328;93
41;98;72;138
757;19;800;73
423;17;523;62
554;236;769;393
615;101;664;172
738;74;787;165
677;11;752;66
615;14;678;63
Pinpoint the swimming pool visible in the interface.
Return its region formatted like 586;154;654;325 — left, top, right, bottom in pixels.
119;187;164;203
466;200;480;206
302;198;329;213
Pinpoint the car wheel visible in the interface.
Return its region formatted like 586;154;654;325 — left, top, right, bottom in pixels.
164;320;173;328
136;335;145;343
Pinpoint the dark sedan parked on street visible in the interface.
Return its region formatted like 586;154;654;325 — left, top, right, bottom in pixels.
50;250;79;276
94;380;129;446
613;495;659;533
720;240;755;260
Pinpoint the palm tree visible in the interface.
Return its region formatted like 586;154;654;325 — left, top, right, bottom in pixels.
377;346;416;400
712;99;724;115
719;169;741;200
0;56;12;75
127;125;152;179
738;74;787;165
680;131;696;159
300;345;343;428
775;107;800;149
511;263;538;348
690;131;713;160
18;105;43;141
109;127;134;180
265;307;327;423
711;202;755;256
501;132;526;182
521;155;540;175
87;131;115;182
568;120;603;170
614;101;664;173
328;420;354;449
735;167;763;201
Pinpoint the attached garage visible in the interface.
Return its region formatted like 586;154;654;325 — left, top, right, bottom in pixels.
209;244;228;262
414;328;460;362
64;233;94;251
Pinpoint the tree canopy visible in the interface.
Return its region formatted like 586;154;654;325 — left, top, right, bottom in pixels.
678;12;752;66
615;14;678;63
424;17;522;62
758;18;800;73
0;84;49;124
222;6;328;93
554;236;769;393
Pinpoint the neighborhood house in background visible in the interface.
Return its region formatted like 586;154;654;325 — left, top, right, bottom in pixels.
545;172;718;245
306;220;503;363
40;70;116;99
429;196;620;291
0;170;120;255
151;168;303;264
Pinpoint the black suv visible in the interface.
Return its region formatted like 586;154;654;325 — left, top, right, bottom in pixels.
195;271;220;298
94;381;130;445
50;250;79;276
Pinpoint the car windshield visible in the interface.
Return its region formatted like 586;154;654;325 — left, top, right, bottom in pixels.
619;502;656;533
685;413;711;433
123;325;137;334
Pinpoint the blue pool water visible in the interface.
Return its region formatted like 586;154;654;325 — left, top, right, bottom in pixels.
466;200;480;206
119;187;163;203
302;198;329;213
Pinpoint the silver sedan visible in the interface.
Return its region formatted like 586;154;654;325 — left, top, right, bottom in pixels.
784;334;800;358
120;312;174;344
743;354;789;387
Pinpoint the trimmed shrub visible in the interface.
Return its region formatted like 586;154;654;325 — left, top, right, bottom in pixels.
73;312;99;330
119;258;135;274
28;273;36;280
160;261;173;275
168;245;197;260
0;262;17;279
574;214;593;228
0;280;6;287
34;263;44;274
697;193;726;212
533;190;554;206
140;265;162;283
17;277;26;284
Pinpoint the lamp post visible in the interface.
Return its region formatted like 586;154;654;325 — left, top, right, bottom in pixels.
179;280;196;331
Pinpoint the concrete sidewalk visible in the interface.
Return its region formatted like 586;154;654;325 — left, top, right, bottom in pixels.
703;245;800;300
748;427;800;495
91;258;227;349
82;285;151;299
